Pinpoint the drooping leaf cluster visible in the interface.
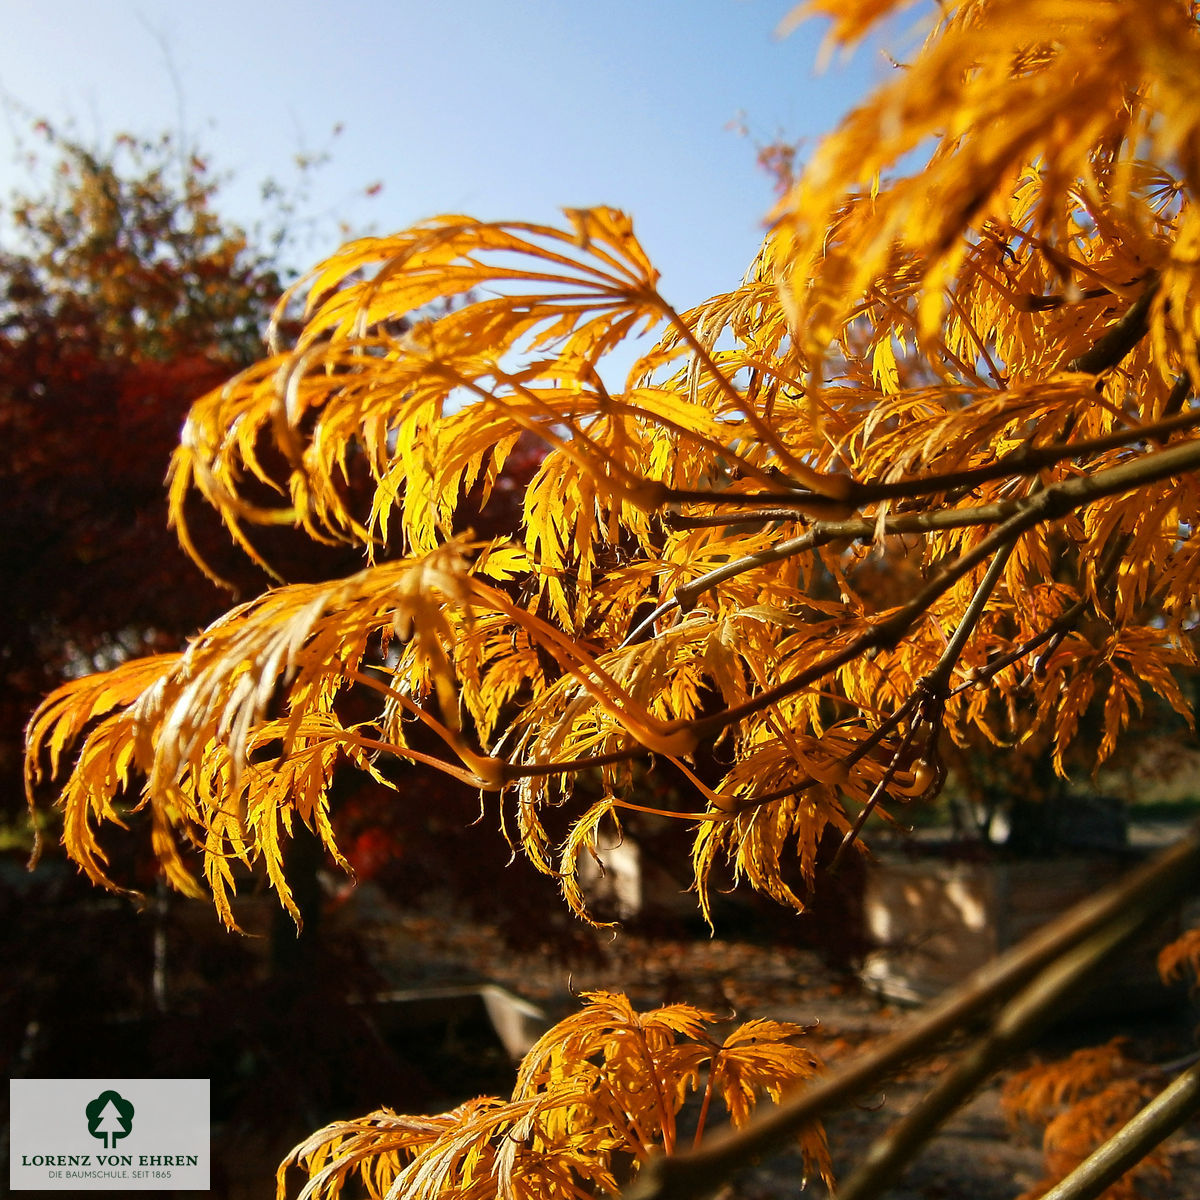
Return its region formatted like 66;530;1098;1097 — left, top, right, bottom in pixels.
277;990;830;1200
21;4;1200;1198
24;0;1200;945
0;123;307;831
1002;1039;1171;1199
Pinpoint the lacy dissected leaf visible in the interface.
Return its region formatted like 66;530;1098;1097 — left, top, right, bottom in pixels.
775;0;1200;363
1002;1040;1169;1200
703;1018;833;1182
25;653;202;899
512;989;713;1156
172;211;705;551
26;652;183;795
278;1108;458;1200
25;542;524;922
170;198;853;595
1032;1084;1167;1200
1157;925;1200;984
1003;1039;1139;1125
277;991;829;1200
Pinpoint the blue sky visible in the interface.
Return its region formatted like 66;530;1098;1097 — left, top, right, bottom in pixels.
1;1;908;314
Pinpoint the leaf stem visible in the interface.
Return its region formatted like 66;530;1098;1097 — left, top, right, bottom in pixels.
691;1058;721;1149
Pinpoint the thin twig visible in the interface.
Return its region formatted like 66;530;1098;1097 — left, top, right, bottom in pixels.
622;499;1026;649
952;596;1086;695
924;530;1019;696
830;532;1018;868
631;409;1199;650
1063;276;1157;373
665;508;821;529
657;404;1200;515
827;699;922;872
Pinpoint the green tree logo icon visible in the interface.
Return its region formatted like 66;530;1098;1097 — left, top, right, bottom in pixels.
85;1090;135;1149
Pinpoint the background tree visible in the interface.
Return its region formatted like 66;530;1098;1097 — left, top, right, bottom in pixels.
0;123;295;811
0;122;548;923
24;0;1200;1196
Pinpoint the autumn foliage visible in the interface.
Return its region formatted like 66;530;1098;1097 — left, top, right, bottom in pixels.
1003;1040;1169;1200
22;0;1200;1195
278;991;829;1200
0;126;292;813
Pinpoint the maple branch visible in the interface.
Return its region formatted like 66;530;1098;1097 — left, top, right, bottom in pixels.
954;594;1086;694
1161;371;1192;424
831;533;1018;866
670;435;1200;745
924;532;1018;697
605;438;1198;815
862;406;1200;504
622;499;1024;647
506;746;652;778
653;275;1177;523
827;698;923;869
836;880;1157;1200
624;829;1200;1200
632;407;1200;646
1062;276;1157;374
665;508;820;528
660;406;1200;516
662;484;855;513
1037;1059;1200;1200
